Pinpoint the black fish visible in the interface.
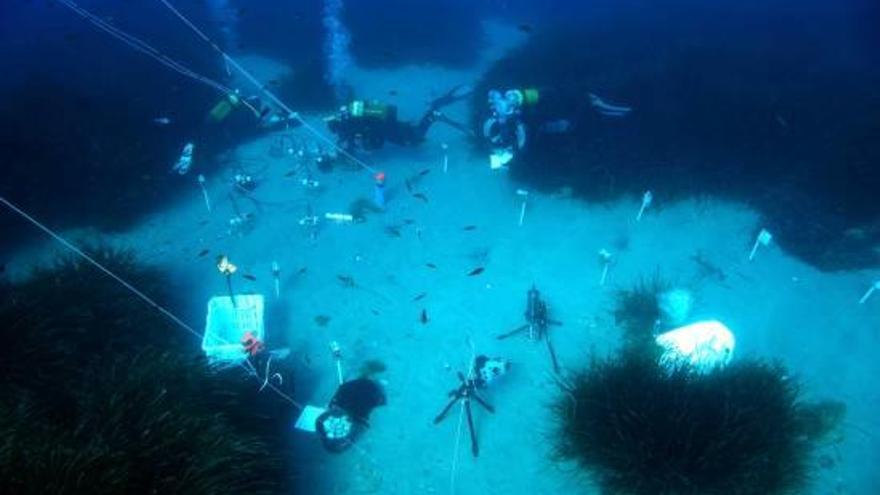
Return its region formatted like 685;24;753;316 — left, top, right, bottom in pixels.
0;263;5;275
467;267;485;276
412;193;429;203
418;168;431;176
283;170;297;177
197;249;210;257
517;23;533;34
297;267;308;276
420;309;429;324
243;274;257;281
426;263;437;269
463;225;477;231
337;274;356;287
413;292;427;301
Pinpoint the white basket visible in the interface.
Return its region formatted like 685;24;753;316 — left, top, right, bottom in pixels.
202;294;265;362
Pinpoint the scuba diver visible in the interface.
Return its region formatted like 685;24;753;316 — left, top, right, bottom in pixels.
483;87;632;170
325;85;472;152
207;90;300;130
482;88;540;169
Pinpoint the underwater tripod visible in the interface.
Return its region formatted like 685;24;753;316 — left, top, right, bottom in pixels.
433;371;495;457
497;285;563;374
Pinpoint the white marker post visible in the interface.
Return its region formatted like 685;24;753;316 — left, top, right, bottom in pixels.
441;142;449;174
329;341;344;385
272;261;281;300
325;212;354;224
749;228;773;261
197;174;211;213
636;190;653;221
516;189;529;226
598;249;613;286
858;280;880;305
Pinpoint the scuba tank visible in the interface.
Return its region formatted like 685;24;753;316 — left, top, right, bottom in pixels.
348;100;390;121
208;92;241;123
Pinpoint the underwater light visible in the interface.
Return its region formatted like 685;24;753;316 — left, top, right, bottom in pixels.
655;320;735;374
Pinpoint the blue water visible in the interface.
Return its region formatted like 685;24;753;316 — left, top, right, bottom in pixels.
1;1;878;494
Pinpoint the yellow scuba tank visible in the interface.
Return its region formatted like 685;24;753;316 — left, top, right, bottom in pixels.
208;92;241;123
348;100;389;120
522;88;540;106
505;88;540;110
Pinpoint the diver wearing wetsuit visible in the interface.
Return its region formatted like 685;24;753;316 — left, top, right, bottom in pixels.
325;100;440;151
325;85;472;151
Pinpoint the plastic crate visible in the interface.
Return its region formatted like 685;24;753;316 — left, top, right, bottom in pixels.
202;294;265;362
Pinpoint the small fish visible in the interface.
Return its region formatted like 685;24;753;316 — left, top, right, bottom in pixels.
413;292;427;302
402;218;416;225
517;23;533;34
297;267;308;276
266;79;281;87
425;263;437;269
420;309;429;324
337;274;356;287
243;274;257;281
463;225;477;231
198;219;210;226
370;308;380;316
775;114;789;129
152;117;172;126
412;193;429;203
467;267;485;277
418;168;431;176
389;89;399;96
197;249;210;257
283;170;297;177
0;263;5;275
539;119;571;134
405;179;414;193
385;226;402;238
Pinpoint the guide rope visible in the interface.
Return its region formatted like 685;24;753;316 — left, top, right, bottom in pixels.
56;0;377;175
0;195;301;408
154;0;378;174
1;193;386;472
55;0;260;116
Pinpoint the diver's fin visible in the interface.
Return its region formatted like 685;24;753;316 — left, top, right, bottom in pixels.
435;113;475;137
428;84;473;111
496;324;529;340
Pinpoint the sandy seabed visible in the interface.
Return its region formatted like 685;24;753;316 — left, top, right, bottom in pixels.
8;21;878;495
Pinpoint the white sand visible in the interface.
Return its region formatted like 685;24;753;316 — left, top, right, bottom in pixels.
6;20;879;495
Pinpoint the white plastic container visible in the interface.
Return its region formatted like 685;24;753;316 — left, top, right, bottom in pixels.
202;294;265;362
655;320;735;374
